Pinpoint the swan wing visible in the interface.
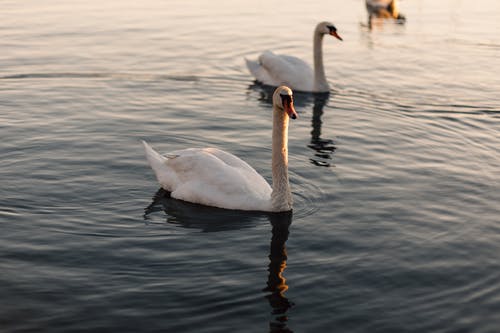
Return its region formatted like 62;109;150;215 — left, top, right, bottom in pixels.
202;147;258;173
143;142;273;211
248;51;314;92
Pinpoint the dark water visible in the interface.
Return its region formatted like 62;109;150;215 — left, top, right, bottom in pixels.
1;0;500;332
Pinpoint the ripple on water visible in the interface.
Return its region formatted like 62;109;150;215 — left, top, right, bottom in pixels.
2;0;500;331
139;159;323;232
289;169;325;221
0;72;201;82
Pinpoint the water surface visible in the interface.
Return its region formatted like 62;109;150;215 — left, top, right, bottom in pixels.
1;0;500;332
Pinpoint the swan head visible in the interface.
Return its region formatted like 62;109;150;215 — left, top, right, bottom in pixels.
273;86;298;120
316;21;343;41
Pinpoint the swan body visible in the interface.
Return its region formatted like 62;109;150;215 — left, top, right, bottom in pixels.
246;21;342;93
143;86;298;212
246;52;315;93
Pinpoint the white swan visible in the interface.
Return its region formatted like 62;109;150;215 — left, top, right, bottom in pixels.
142;86;298;212
245;21;342;93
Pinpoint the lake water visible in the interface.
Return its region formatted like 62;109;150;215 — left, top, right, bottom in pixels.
1;0;500;332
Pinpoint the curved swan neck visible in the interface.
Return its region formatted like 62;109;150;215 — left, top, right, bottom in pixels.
271;106;292;212
313;28;329;92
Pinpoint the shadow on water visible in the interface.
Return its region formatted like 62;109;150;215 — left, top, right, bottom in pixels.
144;189;295;331
265;211;294;333
247;83;336;168
143;188;269;232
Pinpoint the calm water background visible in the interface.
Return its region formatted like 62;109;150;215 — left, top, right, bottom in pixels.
1;0;500;332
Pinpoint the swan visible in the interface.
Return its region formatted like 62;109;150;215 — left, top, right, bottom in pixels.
245;21;342;93
142;86;298;212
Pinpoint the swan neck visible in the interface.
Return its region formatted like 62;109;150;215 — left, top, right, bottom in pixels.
271;107;292;212
313;31;329;92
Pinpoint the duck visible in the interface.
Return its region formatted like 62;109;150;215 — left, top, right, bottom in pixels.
245;21;342;93
142;86;298;212
366;0;406;22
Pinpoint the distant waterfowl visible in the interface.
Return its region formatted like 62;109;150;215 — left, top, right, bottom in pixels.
245;21;342;93
143;86;298;212
366;0;406;25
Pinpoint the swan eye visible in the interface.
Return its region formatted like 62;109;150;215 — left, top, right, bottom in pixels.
327;25;337;33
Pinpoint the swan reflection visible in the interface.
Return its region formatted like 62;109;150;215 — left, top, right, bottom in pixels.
309;93;336;167
144;190;296;331
265;211;294;333
247;82;315;108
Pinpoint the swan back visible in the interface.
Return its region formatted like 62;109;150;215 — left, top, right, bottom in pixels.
247;51;314;91
143;141;273;211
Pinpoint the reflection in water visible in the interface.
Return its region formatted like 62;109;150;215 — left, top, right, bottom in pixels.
247;81;315;108
247;82;274;104
265;212;294;333
144;189;267;232
308;93;336;167
145;189;295;331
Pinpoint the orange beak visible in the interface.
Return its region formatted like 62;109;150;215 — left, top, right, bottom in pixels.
285;100;298;120
330;30;343;41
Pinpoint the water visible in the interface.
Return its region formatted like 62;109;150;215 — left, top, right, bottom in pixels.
1;0;499;332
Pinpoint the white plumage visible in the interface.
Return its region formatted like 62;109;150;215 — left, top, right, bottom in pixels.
246;51;316;93
246;21;342;93
143;86;298;212
143;143;273;211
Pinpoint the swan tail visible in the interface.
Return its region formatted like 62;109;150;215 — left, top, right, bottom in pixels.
245;57;274;85
142;140;174;190
245;58;260;76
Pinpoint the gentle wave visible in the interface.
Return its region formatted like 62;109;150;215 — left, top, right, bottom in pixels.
0;72;201;81
336;86;499;116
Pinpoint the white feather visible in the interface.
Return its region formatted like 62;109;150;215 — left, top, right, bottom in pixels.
142;86;296;212
143;142;272;211
248;51;314;92
246;21;341;93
